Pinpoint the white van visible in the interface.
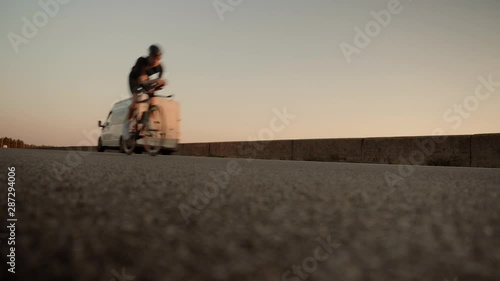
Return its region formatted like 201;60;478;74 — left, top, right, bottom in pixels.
97;96;180;154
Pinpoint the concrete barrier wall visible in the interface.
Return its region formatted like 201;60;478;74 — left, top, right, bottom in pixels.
177;143;209;157
42;146;97;152
254;140;293;160
202;134;494;167
361;135;471;166
209;141;244;158
36;133;500;168
293;138;363;163
471;134;500;168
209;140;293;160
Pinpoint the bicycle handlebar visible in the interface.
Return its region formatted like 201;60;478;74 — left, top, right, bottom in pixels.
134;79;173;104
138;83;163;93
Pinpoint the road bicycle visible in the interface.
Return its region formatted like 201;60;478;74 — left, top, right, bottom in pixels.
122;84;172;156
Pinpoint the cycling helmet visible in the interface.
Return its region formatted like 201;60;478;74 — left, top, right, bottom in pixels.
149;45;162;56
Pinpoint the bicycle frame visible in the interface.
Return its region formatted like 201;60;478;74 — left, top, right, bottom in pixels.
135;93;156;126
133;85;173;129
119;81;178;156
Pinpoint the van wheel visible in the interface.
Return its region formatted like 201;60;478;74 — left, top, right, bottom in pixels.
97;138;105;152
119;137;126;153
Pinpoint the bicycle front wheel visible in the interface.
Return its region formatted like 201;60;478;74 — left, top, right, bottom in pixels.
123;137;137;155
143;105;164;156
122;119;138;155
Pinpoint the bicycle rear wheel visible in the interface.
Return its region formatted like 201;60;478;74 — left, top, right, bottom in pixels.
143;105;164;156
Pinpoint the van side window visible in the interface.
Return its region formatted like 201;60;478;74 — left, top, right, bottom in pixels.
110;108;128;125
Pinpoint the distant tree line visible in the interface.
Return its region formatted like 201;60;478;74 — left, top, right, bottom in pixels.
0;137;54;149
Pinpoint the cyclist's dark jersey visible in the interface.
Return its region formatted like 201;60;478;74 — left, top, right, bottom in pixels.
128;57;163;93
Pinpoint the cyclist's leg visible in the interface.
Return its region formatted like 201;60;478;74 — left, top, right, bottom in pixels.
132;74;149;123
128;92;138;120
127;78;140;119
124;81;140;139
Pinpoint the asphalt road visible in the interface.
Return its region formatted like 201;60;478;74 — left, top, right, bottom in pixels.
0;149;499;281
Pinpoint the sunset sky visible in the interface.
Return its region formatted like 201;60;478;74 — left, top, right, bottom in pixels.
1;0;499;146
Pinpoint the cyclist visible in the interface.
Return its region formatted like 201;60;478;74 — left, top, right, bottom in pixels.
123;44;167;139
